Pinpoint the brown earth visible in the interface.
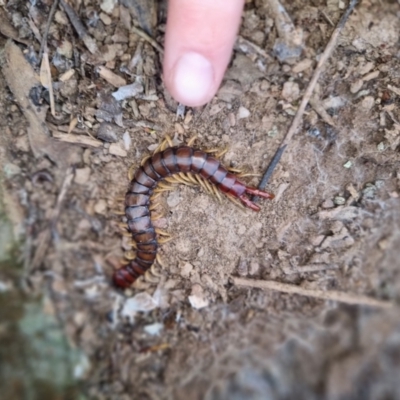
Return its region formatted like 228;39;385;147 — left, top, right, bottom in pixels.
0;0;400;399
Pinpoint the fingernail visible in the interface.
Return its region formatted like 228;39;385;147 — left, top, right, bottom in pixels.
173;52;214;106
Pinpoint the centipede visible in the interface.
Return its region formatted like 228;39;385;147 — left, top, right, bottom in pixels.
113;143;274;289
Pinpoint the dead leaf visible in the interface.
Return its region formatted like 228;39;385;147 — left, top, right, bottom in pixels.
0;41;79;167
0;8;30;45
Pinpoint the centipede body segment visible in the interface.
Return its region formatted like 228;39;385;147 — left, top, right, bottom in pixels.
113;146;274;289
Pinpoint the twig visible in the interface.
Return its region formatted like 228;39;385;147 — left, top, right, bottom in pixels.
232;277;394;309
253;144;286;202
30;168;74;270
131;25;164;54
60;0;99;54
40;47;56;116
258;0;359;192
268;0;303;49
39;0;60;61
236;36;273;61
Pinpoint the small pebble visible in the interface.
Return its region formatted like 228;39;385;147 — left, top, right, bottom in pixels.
122;131;131;151
109;143;127;157
167;191;181;208
57;40;73;59
361;96;375;111
144;323;163;336
99;12;112;25
112;82;143;101
74;167;91;184
121;292;158;322
350;79;363;94
180;262;193;277
188;284;209;309
237;106;250;120
3;163;21;178
377;142;386;151
94;199;107;214
100;0;117;13
343;161;352;169
334;196;346;205
281;81;300;101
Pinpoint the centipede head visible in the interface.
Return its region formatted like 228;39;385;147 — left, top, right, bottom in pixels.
240;186;275;211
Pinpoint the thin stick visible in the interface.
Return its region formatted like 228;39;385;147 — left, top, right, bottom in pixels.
60;0;98;54
39;0;60;61
232;277;393;309
30;168;74;270
257;0;359;191
131;26;164;54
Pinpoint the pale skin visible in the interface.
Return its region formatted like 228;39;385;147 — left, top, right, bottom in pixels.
163;0;245;107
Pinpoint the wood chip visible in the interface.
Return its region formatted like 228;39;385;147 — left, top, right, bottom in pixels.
97;66;127;87
109;142;128;156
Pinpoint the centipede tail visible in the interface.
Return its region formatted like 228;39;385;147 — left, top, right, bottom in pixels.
113;146;274;289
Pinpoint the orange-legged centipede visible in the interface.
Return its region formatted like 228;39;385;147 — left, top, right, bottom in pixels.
113;146;274;289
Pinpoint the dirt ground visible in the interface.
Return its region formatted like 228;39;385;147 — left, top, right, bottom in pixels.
1;0;400;399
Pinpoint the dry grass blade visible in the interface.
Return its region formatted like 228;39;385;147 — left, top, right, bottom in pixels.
232;277;394;309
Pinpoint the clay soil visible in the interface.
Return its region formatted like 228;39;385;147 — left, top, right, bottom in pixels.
1;1;400;399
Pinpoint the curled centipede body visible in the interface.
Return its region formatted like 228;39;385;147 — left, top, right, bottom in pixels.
113;146;274;289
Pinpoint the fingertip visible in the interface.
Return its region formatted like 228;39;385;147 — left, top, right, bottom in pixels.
166;52;216;107
163;0;245;107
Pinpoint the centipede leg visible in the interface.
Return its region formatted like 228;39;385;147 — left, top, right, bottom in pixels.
187;136;197;147
158;236;174;244
155;228;170;237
